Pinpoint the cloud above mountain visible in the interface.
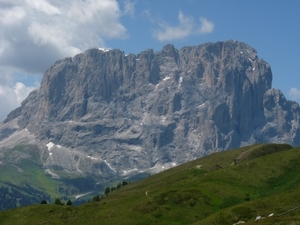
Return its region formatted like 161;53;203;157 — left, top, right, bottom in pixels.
0;0;127;74
289;88;300;101
0;80;36;120
152;11;214;42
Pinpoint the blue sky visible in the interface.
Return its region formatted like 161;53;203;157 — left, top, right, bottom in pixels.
0;0;299;121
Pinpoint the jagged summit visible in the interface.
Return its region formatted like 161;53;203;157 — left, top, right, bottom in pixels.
0;40;299;180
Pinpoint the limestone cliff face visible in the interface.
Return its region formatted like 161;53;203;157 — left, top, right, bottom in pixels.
1;40;299;179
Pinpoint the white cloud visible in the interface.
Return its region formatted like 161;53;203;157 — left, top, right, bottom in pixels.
0;0;22;3
0;36;10;56
66;0;127;39
0;0;127;73
289;88;300;101
152;11;214;42
0;81;37;121
25;0;61;15
27;21;81;56
152;11;193;42
0;6;26;25
199;17;214;34
123;0;136;17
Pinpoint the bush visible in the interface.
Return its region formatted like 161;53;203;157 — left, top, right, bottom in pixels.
232;206;256;220
54;198;63;205
245;193;250;201
213;211;233;225
93;195;101;202
66;199;72;206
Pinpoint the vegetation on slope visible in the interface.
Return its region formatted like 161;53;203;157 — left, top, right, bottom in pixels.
0;145;100;209
1;143;300;225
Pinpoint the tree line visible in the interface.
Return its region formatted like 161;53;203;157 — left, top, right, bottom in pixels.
104;180;129;195
39;180;130;205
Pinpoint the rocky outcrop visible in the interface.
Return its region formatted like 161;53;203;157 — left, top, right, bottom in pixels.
0;40;299;180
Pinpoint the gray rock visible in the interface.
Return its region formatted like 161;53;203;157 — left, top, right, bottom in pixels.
0;40;299;180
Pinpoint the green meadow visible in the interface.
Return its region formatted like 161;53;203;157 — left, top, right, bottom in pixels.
1;143;300;224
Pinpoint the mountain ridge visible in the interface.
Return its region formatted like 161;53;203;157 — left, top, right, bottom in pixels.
0;40;299;181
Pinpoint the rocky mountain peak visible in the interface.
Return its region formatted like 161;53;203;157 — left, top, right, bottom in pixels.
0;40;299;180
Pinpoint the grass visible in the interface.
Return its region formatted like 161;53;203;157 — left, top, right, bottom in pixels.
0;145;101;205
1;143;300;224
0;145;59;197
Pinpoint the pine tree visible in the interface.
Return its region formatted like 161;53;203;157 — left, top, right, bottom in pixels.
54;198;63;205
93;195;101;202
66;199;72;206
104;187;110;195
40;200;47;204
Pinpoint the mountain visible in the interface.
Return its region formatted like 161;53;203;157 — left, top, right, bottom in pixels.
1;143;300;225
0;40;299;206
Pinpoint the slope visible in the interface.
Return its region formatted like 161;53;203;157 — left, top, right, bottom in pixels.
1;143;300;224
0;144;103;210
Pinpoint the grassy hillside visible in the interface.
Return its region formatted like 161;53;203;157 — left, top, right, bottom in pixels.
0;145;57;209
0;145;104;209
1;143;300;224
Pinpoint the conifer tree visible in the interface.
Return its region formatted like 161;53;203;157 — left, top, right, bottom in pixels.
54;198;63;205
66;199;72;206
105;187;110;195
93;195;101;202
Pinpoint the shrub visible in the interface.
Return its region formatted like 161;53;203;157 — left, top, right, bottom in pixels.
93;195;101;202
66;199;72;206
54;198;63;205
